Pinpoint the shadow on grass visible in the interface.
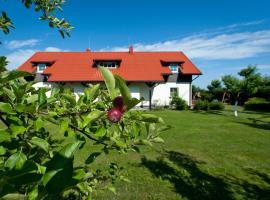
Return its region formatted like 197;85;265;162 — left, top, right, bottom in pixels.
141;151;270;200
236;117;270;131
191;110;226;116
226;170;270;200
141;151;234;200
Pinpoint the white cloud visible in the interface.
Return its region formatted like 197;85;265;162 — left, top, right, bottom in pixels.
101;29;270;60
45;47;62;52
6;49;36;70
5;46;69;70
257;64;270;70
5;39;39;49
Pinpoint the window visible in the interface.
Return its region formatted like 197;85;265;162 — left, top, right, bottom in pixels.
169;63;179;73
170;87;178;97
37;63;46;73
98;62;118;68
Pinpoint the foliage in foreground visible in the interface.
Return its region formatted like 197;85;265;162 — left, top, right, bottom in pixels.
0;0;72;38
0;58;168;199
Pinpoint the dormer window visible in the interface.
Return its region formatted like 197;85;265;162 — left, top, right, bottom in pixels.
98;62;118;68
169;63;179;73
37;63;47;73
93;59;121;68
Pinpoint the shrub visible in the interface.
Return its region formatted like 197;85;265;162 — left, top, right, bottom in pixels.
200;91;214;101
170;96;188;110
193;100;209;111
209;100;225;110
244;97;270;111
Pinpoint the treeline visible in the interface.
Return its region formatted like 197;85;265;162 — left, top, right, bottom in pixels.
193;65;270;110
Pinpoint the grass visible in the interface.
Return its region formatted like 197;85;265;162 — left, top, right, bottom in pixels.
79;107;270;200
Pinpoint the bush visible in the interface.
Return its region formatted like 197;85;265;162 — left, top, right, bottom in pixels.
170;96;188;110
200;91;214;101
244;97;270;111
193;100;209;111
209;100;224;110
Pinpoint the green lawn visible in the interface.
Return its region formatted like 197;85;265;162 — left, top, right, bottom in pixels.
87;107;270;200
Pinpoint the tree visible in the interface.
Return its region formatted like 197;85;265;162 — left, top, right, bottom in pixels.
0;0;73;38
238;65;263;103
207;79;223;101
222;75;240;104
257;76;270;100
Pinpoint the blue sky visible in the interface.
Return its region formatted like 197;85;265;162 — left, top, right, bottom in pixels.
0;0;270;88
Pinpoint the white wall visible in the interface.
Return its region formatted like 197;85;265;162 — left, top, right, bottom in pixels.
33;81;191;106
128;82;191;107
152;82;191;106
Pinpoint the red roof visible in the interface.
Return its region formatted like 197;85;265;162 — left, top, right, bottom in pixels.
17;51;202;82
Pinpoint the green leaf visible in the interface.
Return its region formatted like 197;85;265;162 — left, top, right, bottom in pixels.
77;182;92;196
3;87;16;101
42;141;82;189
0;146;6;155
127;98;141;110
82;110;105;128
135;139;153;147
6;161;42;185
141;114;164;123
5;152;27;170
72;169;86;181
30;137;49;152
38;88;47;107
108;185;116;194
85;152;101;164
0;129;10;143
98;67;116;99
62;93;76;106
115;75;132;104
115;139;126;148
59;29;65;38
0;102;14;114
157;125;171;133
150;137;164;143
0;70;31;83
26;94;38;104
0;193;26;200
94;126;106;137
84;84;100;101
27;185;39;200
10;125;26;136
60;120;69;134
34;117;44;131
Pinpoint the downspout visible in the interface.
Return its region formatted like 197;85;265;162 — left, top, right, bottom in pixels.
190;75;200;108
146;82;159;110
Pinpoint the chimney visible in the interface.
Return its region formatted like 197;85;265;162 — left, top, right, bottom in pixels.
129;45;134;54
85;48;91;52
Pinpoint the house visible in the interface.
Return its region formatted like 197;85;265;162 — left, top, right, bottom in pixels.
17;46;202;108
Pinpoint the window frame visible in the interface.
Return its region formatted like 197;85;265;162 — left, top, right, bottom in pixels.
169;63;179;73
37;63;47;73
170;87;179;98
98;62;118;69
